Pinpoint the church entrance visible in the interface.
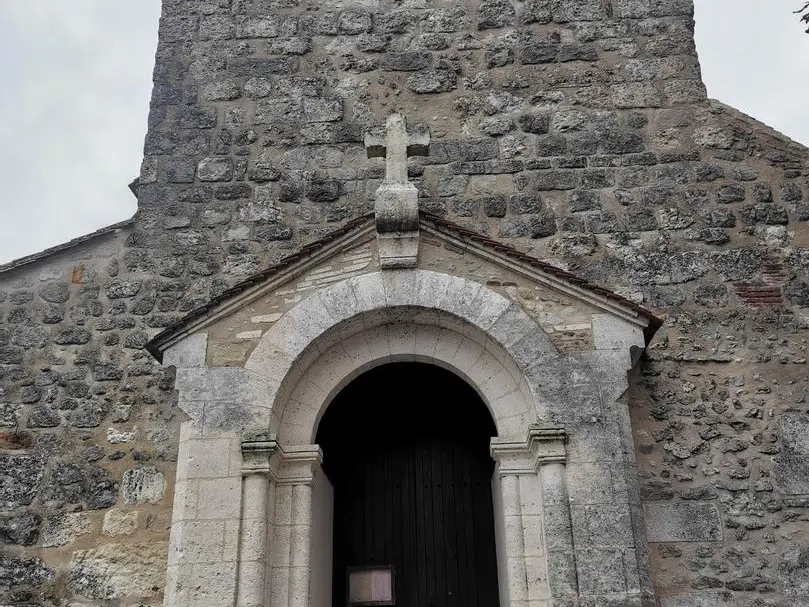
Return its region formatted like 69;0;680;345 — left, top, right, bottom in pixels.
316;363;501;607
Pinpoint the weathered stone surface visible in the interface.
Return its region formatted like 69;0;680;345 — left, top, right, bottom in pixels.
121;468;166;505
644;503;723;542
102;508;138;536
774;413;809;495
0;556;54;587
69;542;167;600
1;1;808;606
0;512;41;545
41;512;92;548
0;454;46;508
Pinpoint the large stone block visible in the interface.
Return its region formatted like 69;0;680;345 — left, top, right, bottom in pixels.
644;502;722;542
774;413;809;495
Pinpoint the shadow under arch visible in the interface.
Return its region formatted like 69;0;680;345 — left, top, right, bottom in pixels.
315;361;501;607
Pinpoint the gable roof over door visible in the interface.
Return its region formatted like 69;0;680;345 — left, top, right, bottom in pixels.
145;212;661;362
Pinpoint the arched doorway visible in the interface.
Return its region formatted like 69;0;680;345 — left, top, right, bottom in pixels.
316;362;501;607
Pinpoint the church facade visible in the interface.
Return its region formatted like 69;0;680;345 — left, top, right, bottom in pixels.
2;1;809;607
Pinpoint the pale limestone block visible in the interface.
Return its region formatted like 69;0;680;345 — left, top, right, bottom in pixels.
102;508;138;536
566;462;614;505
363;323;393;361
412;323;440;359
522;515;545;557
289;524;312;564
271;525;293;568
122;467;166;505
347;274;386;313
450;336;486;373
591;313;645;352
492;390;532;422
223;518;241;562
270;566;290;607
237;561;267;606
469;348;505;387
42;512;92;548
187;562;238;607
524;556;550;600
338;331;374;369
479;365;519;403
236;330;263;340
519;474;543;516
237;524;267;562
506;557;529;602
499;413;531;438
69;542;169;600
197;477;242;520
274;484;294;525
163;564;187;607
251;313;282;324
174;520;225;564
488;303;537;349
386;322;417;358
465;283;512;330
380;269;417;307
433;327;465;364
183;438;232;479
288;565;311;607
164;332;208;368
179;419;203;445
320;342;363;385
317;279;359;323
503;516;525;556
171;480;199;524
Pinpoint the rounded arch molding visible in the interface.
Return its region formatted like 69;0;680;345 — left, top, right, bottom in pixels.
244;270;559;443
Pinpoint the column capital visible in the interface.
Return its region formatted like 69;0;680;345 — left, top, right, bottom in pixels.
241;436;278;476
269;443;323;486
490;425;567;475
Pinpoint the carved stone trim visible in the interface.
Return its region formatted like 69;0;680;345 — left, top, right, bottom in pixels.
490;425;567;475
269;443;323;486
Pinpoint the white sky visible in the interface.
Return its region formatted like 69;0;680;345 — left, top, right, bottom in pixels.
0;0;807;265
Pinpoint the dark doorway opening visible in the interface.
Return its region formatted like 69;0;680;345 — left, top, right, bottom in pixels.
316;363;500;607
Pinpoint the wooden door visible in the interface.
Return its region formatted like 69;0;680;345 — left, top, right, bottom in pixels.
318;363;500;607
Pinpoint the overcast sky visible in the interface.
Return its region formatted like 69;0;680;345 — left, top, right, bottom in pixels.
0;1;807;265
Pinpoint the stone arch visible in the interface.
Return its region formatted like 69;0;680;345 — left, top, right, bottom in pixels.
245;270;559;442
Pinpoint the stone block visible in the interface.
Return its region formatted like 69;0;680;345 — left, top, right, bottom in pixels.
660;592;734;607
41;512;92;547
122;467;167;505
774;413;809;494
103;508;138;536
69;542;168;600
644;502;722;542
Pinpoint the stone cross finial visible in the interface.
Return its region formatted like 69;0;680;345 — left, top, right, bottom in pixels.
365;113;430;184
364;113;431;269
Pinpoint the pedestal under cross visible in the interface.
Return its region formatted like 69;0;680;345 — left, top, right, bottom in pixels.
365;113;430;184
364;113;431;269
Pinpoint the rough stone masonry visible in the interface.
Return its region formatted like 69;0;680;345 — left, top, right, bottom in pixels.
1;0;809;606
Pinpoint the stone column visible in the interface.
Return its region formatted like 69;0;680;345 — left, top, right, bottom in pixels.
238;437;278;607
491;426;574;607
266;445;322;607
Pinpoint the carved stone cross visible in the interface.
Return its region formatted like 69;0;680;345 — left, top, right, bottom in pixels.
364;113;431;269
365;113;430;184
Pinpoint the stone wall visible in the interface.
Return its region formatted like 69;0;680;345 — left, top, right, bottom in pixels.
2;0;809;605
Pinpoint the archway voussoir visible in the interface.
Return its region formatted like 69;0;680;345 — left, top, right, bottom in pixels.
346;274;386;313
413;324;441;359
464;285;512;332
381;269;418;307
487;303;539;350
317;279;360;324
